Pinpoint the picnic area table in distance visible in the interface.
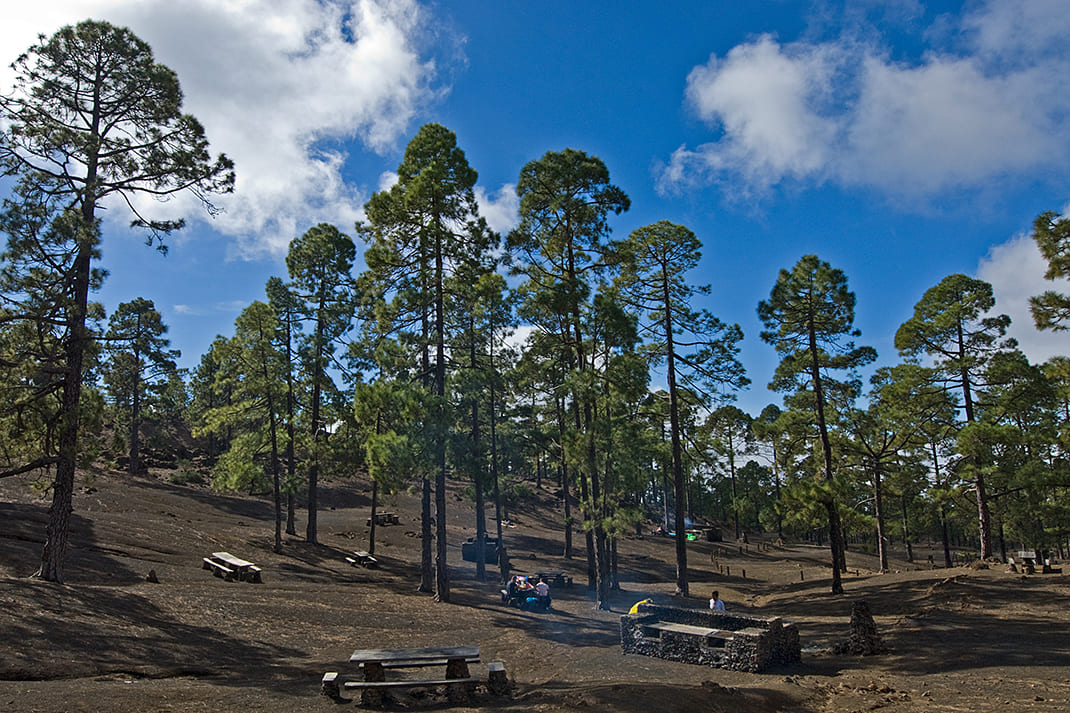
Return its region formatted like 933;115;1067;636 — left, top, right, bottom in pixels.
532;570;573;588
345;550;378;568
366;511;400;526
202;551;262;583
343;645;481;705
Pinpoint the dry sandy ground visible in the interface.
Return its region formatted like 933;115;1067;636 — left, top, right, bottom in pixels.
1;469;1068;713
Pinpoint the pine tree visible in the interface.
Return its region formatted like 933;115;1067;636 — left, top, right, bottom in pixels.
0;20;232;581
758;255;876;595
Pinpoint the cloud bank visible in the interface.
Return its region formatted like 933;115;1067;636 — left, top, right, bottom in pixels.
1;0;446;257
661;0;1070;200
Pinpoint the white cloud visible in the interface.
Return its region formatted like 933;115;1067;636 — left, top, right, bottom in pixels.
977;229;1069;365
170;300;248;318
673;36;841;192
962;0;1070;62
1;0;446;257
475;183;518;235
843;56;1054;192
377;171;400;193
661;0;1070;200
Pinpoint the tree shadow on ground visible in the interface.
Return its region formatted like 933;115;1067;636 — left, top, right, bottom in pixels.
0;577;325;696
0;506;318;695
0;500;146;584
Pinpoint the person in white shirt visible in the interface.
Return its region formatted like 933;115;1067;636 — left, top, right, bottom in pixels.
709;590;726;611
535;578;551;610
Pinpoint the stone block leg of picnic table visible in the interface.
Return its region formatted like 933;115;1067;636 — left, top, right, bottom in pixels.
445;658;472;704
361;661;385;707
487;661;509;695
321;672;340;699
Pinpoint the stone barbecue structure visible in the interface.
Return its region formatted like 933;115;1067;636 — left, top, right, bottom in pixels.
620;602;801;672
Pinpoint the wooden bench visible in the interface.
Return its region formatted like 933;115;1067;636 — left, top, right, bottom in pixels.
343;676;481;691
365;657;479;670
202;557;234;581
346;551;378;568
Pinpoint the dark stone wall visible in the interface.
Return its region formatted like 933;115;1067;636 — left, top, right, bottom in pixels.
619;603;800;673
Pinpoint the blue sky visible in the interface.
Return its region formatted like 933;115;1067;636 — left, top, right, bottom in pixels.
2;0;1068;416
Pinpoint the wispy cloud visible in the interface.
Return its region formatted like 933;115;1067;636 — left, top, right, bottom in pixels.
1;1;452;257
660;0;1070;201
171;300;250;318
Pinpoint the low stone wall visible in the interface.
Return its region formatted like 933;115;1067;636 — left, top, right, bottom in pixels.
619;603;800;672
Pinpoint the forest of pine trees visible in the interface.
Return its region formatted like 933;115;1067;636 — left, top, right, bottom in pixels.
2;21;1069;601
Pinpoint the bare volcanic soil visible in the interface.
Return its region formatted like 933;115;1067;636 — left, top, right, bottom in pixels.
2;469;1069;713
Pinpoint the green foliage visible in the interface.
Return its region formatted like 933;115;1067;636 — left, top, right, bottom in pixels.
502;478;533;503
168;460;204;486
102;297;180;474
1030;210;1070;332
895;274;1014;422
211;432;269;493
759;255;874;591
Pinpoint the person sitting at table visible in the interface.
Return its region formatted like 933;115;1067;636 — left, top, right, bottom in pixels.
507;575;532;606
535;577;550;611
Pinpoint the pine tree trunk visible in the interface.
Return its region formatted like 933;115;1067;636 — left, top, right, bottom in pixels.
36;241;92;583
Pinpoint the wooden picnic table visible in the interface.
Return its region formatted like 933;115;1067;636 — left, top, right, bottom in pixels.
345;550;378;568
532;570;573;588
366;511;400;526
204;551;262;583
346;645;480;705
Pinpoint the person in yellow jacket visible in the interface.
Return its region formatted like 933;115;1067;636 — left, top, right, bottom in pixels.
628;598;653;614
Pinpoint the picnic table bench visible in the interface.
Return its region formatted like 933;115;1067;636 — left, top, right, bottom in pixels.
532;570;573;588
641;621;732;647
202;552;262;583
1010;551;1062;574
346;550;378;568
322;645;486;705
366;511;400;526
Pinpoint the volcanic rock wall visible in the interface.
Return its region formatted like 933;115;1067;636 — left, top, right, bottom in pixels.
619;603;800;672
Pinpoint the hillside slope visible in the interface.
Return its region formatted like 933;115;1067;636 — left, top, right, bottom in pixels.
2;469;1068;712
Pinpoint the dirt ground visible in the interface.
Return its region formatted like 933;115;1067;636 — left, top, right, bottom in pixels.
1;469;1068;713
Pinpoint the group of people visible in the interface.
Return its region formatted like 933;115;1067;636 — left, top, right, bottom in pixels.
505;575;551;611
